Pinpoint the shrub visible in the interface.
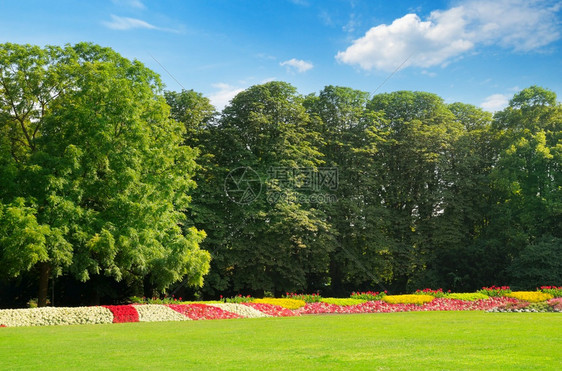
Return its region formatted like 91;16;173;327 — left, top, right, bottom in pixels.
414;288;448;298
539;286;562;298
444;293;489;301
320;298;366;306
221;295;253;304
477;286;511;297
283;293;322;303
382;295;434;305
350;291;386;301
252;298;306;310
507;291;553;303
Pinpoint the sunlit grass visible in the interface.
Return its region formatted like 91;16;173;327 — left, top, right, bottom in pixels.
1;311;560;370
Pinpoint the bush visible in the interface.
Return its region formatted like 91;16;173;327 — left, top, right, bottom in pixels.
414;288;447;298
538;286;562;298
382;295;434;305
350;291;386;301
477;286;511;297
283;293;322;303
508;236;562;288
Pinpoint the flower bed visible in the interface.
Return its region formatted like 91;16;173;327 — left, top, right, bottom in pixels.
0;306;114;327
134;304;190;322
103;305;139;323
252;298;306;309
507;291;553;303
209;303;270;318
1;286;561;328
242;302;296;317
168;304;241;320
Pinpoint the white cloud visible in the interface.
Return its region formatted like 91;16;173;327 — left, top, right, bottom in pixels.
480;93;510;112
336;0;561;72
103;15;158;30
111;0;145;9
103;14;181;33
208;83;245;111
280;58;314;73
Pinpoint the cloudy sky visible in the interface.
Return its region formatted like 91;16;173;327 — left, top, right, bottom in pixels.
1;0;561;111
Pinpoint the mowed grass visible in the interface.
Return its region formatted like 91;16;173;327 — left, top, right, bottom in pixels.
1;311;561;370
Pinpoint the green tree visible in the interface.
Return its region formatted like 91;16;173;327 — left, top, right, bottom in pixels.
191;82;334;296
304;86;392;295
0;43;210;306
485;86;562;284
367;91;464;291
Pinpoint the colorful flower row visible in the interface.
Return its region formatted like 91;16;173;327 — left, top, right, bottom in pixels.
1;295;560;328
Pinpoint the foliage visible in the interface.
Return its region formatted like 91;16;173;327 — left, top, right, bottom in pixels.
539;286;562;298
283;292;323;303
350;291;387;301
382;294;434;305
477;286;512;297
506;291;553;303
221;294;253;304
0;43;210;306
414;288;448;298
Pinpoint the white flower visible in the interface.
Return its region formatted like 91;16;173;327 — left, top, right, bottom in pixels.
133;304;191;322
209;303;270;318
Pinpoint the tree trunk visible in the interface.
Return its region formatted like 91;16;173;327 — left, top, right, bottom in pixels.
38;262;51;307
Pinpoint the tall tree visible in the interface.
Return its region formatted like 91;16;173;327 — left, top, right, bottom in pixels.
304;86;391;295
192;82;334;296
367;91;464;291
0;43;210;306
484;86;562;287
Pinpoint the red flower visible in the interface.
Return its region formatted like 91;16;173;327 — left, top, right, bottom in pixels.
168;304;241;320
102;305;139;323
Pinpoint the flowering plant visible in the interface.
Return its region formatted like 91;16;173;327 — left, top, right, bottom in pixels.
477;286;511;297
507;291;553;303
167;304;240;320
320;298;366;306
539;286;562;298
242;302;296;317
252;298;306;309
103;305;139;323
382;294;434;305
283;292;322;303
221;294;253;304
444;293;489;301
414;288;448;298
350;291;386;301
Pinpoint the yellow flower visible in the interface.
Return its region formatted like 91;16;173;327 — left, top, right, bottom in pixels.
507;291;553;303
382;294;434;305
252;298;306;309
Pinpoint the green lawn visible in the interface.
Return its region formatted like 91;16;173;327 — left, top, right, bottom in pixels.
1;311;561;370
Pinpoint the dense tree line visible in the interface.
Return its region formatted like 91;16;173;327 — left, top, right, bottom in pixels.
1;44;560;306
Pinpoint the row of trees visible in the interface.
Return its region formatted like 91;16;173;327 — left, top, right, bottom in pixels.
1;43;560;306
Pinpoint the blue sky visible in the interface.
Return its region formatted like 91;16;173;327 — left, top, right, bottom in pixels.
1;0;561;111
